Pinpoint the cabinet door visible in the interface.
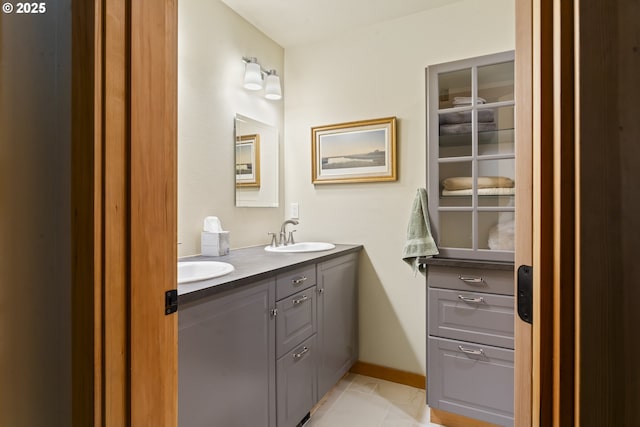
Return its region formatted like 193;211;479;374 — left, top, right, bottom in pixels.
317;253;358;399
276;286;317;358
276;335;317;427
178;279;276;427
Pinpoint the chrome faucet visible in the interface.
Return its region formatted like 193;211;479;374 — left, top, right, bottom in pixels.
279;219;299;246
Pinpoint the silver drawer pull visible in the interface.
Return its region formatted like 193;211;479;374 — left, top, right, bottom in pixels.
458;345;485;356
458;275;484;284
293;346;309;359
292;276;308;285
292;295;309;305
457;295;484;304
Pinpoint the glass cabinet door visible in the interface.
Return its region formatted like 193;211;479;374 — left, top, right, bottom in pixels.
427;51;515;262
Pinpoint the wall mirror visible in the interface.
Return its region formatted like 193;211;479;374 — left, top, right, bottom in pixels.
235;114;279;207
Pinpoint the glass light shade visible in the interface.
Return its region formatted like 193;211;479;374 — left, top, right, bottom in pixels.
264;71;282;100
243;61;263;90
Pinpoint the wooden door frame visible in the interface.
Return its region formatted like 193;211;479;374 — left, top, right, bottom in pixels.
71;1;178;426
514;0;534;425
517;0;580;425
523;0;584;425
70;1;602;426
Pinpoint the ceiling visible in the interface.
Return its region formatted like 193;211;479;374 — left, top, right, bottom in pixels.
220;0;463;48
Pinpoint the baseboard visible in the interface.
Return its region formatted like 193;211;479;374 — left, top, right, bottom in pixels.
430;408;501;427
349;361;425;390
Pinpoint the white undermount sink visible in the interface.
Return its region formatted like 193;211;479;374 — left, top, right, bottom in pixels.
178;261;234;284
264;242;336;253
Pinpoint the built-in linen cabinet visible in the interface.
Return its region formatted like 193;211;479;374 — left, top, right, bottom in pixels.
426;51;515;427
178;249;359;427
427;50;515;263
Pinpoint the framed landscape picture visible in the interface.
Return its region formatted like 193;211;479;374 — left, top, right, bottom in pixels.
311;117;397;184
235;134;260;187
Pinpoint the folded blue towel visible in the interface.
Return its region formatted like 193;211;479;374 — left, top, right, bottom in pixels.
402;188;439;275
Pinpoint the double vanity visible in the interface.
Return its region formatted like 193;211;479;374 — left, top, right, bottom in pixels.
177;243;361;427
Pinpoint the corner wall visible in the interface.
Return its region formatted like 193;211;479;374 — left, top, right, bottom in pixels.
178;0;285;256
283;0;515;374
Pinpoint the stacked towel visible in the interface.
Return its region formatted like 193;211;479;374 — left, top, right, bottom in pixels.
442;176;514;190
440;122;497;135
440;176;515;197
402;188;439;275
439;97;496;136
439;109;496;125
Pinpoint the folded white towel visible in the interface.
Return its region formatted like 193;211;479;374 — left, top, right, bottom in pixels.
452;96;487;106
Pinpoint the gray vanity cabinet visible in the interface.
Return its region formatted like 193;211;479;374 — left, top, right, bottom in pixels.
178;278;276;427
316;253;359;399
178;248;360;427
426;262;515;427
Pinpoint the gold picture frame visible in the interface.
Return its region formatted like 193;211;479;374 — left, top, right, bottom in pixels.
235;134;260;187
311;117;397;184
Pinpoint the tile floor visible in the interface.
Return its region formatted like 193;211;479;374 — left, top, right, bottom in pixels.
308;373;443;427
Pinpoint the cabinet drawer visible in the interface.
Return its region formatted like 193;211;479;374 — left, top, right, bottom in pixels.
276;264;317;300
428;265;514;296
428;337;514;427
429;288;514;349
277;287;317;358
277;335;317;427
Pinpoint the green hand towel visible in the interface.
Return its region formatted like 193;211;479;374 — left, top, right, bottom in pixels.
402;188;438;275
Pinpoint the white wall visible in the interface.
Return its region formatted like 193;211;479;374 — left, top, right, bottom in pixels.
178;0;285;256
284;0;514;374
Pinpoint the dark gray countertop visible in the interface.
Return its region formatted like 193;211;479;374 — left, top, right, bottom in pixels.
178;243;363;305
423;256;514;271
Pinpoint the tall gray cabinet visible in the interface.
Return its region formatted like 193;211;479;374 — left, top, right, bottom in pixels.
426;51;516;427
178;251;359;427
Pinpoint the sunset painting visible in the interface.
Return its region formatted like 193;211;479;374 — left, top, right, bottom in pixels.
312;117;397;184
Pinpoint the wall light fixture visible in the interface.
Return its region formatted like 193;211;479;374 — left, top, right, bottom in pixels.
242;57;282;100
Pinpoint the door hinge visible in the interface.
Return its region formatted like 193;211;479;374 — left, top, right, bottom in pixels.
165;289;178;315
517;265;533;324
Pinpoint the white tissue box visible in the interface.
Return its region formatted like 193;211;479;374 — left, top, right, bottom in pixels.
201;231;230;256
